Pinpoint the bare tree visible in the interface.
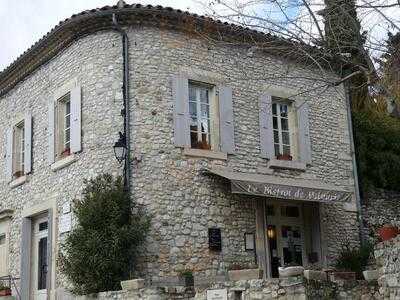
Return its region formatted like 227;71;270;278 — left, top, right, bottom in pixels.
203;0;399;110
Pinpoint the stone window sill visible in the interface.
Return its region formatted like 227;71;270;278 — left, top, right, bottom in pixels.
51;154;78;172
267;159;306;171
183;148;227;160
9;175;27;188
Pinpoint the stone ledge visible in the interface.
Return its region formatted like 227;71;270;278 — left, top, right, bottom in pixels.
9;175;27;188
267;159;307;171
51;154;78;172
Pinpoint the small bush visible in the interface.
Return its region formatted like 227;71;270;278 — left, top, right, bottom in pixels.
335;242;373;278
60;174;150;295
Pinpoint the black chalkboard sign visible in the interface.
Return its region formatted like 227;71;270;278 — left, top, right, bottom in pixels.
208;228;222;251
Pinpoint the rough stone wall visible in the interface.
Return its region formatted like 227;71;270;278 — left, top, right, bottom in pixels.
375;236;400;299
0;31;124;288
362;189;400;243
126;25;359;280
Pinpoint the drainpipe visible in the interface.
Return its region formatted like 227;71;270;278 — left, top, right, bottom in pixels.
112;13;130;195
344;82;364;245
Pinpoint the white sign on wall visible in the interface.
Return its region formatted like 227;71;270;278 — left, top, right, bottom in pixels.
59;213;72;234
206;289;227;300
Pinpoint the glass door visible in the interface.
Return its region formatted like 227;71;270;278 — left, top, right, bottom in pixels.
31;215;48;300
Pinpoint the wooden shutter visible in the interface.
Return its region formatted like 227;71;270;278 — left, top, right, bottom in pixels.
24;113;32;174
70;86;82;153
172;75;190;147
259;94;274;159
219;86;235;154
4;127;12;180
20;218;32;300
48;100;55;164
297;101;312;164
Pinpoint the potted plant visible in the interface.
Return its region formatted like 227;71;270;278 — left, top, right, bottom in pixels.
377;224;398;241
13;170;24;178
0;283;11;296
178;270;194;287
276;154;292;161
60;148;71;158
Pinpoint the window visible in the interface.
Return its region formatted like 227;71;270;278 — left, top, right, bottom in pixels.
281;206;300;218
189;82;215;150
0;234;5;245
272;98;292;159
55;93;71;160
12;121;25;179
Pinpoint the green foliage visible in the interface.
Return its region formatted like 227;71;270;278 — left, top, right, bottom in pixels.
353;111;400;191
60;174;150;295
335;242;373;278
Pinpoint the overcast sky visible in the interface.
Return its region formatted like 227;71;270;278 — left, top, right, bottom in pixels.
0;0;203;71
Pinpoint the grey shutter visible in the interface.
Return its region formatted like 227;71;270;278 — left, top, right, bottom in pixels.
48;100;55;164
297;101;312;164
46;209;53;297
70;85;82;153
24;113;32;174
5;127;13;180
259;94;274;159
172;75;190;147
20;217;32;300
219;86;235;154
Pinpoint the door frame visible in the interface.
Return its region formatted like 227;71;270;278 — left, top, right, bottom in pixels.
20;199;57;300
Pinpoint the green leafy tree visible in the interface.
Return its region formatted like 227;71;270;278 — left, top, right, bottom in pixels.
60;174;150;295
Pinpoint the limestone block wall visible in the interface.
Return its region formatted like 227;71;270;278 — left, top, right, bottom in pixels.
126;25;360;279
0;31;124;287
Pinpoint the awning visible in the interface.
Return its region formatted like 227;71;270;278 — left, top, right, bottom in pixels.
204;167;352;203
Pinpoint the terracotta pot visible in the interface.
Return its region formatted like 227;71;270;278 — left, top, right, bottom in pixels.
378;226;398;241
277;154;292;161
0;288;12;296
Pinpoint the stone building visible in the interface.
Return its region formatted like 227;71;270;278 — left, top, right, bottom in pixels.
0;2;360;299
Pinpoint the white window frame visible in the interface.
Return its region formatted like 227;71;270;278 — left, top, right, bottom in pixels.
55;93;71;160
188;81;219;151
272;97;298;160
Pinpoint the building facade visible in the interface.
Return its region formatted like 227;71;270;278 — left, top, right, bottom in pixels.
0;3;360;299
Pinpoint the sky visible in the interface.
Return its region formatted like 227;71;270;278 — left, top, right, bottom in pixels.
0;0;203;71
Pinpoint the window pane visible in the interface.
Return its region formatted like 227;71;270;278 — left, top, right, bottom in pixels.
201;104;209;118
281;206;300;218
200;88;209;104
281;118;289;131
0;234;5;245
273;116;278;129
189;85;196;102
189;102;197;118
190;116;198;128
190;131;198;148
266;205;274;216
66;101;71;115
200;118;210;134
273;130;279;143
65;129;70;145
274;144;280;156
282;131;290;145
283;145;291;155
280;104;288;118
272;103;277;115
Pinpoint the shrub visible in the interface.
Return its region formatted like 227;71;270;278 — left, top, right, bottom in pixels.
353;110;400;192
334;242;373;279
60;174;150;295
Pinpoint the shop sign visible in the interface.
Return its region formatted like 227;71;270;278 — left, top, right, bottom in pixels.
231;180;351;203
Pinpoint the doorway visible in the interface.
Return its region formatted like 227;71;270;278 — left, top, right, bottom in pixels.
30;214;49;300
265;201;321;277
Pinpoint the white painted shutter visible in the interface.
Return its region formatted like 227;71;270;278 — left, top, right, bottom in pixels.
259;94;274;159
20;218;32;300
48;100;55;164
172;75;190;147
219;86;235;154
4;127;13;180
70;85;82;153
297;101;312;164
24;113;32;174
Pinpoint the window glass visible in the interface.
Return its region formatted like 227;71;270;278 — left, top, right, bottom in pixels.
266;205;275;216
56;93;71;159
0;234;5;245
188;83;212;150
281;206;300;218
272;98;292;158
